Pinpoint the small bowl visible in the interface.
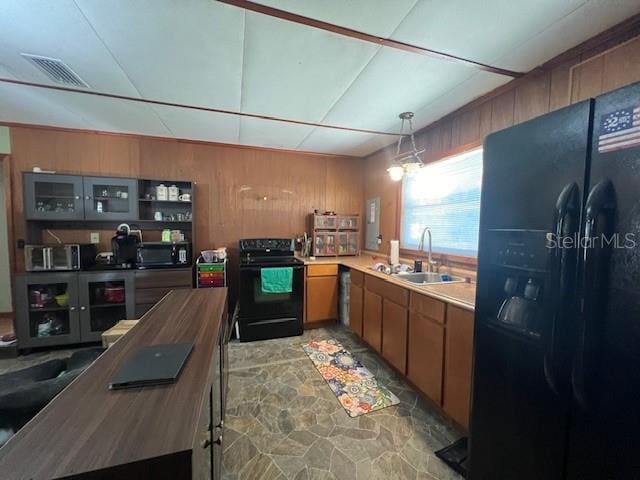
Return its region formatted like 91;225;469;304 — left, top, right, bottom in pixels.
55;293;69;307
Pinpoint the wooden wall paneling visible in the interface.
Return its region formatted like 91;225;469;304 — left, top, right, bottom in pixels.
601;36;640;93
570;55;604;103
548;59;576;112
478;101;493;140
451;108;480;148
490;89;515;132
513;71;551;124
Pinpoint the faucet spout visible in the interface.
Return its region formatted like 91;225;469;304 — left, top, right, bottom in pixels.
417;227;436;273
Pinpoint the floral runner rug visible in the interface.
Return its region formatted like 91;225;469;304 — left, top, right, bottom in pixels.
302;339;400;417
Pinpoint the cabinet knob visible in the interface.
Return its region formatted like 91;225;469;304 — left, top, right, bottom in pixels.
69;306;76;311
201;438;211;449
85;195;91;200
80;306;86;311
75;195;81;200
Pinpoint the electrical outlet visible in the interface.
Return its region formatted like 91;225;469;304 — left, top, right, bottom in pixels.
90;232;100;244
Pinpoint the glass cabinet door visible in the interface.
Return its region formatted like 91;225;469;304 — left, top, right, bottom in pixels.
347;232;359;255
24;173;84;220
314;234;326;256
15;273;81;348
83;176;138;221
314;215;337;229
78;271;135;342
337;233;348;255
338;215;359;230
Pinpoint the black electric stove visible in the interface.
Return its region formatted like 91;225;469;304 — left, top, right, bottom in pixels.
237;238;304;342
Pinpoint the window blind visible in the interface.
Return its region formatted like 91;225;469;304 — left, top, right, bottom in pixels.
401;148;483;257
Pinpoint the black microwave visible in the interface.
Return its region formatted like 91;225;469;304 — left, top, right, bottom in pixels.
136;242;192;268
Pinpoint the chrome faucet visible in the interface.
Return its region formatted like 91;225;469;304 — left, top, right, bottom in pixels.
417;227;438;273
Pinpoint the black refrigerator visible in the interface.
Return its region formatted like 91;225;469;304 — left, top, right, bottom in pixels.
470;81;640;480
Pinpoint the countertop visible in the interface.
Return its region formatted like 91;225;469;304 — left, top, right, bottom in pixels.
0;288;227;479
297;254;476;312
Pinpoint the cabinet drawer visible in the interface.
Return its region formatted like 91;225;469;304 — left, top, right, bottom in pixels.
307;264;338;277
134;269;192;289
350;269;364;287
410;292;446;324
365;275;408;307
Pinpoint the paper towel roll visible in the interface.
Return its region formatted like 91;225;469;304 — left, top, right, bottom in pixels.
390;240;400;266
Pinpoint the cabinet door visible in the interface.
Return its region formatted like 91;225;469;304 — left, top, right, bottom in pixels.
363;289;382;352
306;276;337;323
15;273;81;348
408;311;445;404
443;306;475;428
382;299;408;374
78;271;135;342
24;173;84;221
83;176;138;221
349;282;363;337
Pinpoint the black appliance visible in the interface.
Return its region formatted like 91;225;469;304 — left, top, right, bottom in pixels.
136;241;192;269
111;224;139;267
24;243;96;271
471;81;640;479
237;238;304;342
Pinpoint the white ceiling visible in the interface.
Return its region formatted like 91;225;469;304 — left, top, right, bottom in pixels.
0;0;638;156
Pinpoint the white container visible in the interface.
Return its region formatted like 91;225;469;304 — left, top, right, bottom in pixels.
156;184;168;201
168;184;179;201
390;240;400;266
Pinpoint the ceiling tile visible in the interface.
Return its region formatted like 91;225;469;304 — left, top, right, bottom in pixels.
0;0;139;95
252;0;419;37
0;82;88;129
43;91;171;137
152;105;240;144
241;12;380;121
299;128;392;156
391;0;588;68
75;0;245;110
240;117;314;150
321;47;477;132
495;0;640;71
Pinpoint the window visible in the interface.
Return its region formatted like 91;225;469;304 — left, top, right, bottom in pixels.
401;148;483;257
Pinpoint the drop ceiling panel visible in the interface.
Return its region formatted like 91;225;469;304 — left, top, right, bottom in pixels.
0;82;88;129
152;105;240;144
252;0;418;37
495;0;640;71
321;48;478;132
0;0;139;96
239;117;315;150
392;0;588;69
241;12;380;121
43;91;171;137
299;128;391;156
74;0;245;110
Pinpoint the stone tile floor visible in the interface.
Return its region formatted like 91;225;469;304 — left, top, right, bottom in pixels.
223;325;464;480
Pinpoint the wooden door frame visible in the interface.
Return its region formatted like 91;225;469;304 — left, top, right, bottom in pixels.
1;154;15;331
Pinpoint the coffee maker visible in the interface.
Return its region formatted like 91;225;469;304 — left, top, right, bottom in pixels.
111;223;139;267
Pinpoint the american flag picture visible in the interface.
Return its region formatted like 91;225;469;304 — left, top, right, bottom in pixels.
598;106;640;153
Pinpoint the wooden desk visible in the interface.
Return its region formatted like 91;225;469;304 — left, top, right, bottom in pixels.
0;288;228;480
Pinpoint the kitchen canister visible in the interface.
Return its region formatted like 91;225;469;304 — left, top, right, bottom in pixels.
156;184;168;201
168;185;179;201
162;229;171;242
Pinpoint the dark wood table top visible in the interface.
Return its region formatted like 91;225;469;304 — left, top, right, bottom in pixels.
0;288;227;480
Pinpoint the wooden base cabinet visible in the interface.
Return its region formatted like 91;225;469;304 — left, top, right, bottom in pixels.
382;299;408;374
363;289;382;352
305;264;338;327
443;305;475;428
408;311;445;404
349;271;364;337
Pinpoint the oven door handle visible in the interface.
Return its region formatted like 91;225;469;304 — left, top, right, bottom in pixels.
242;265;304;272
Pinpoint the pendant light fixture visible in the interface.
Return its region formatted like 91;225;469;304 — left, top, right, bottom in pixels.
387;111;425;181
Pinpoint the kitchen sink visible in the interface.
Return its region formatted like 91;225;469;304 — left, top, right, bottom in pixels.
395;272;465;285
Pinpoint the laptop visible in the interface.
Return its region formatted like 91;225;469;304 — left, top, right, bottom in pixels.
109;343;194;390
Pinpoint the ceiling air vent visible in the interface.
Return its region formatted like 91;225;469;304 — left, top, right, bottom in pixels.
21;54;89;88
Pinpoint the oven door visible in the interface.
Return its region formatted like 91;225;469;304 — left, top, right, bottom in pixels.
238;264;304;319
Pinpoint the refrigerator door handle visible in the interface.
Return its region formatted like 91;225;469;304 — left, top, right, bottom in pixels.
545;182;580;394
573;179;615;410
